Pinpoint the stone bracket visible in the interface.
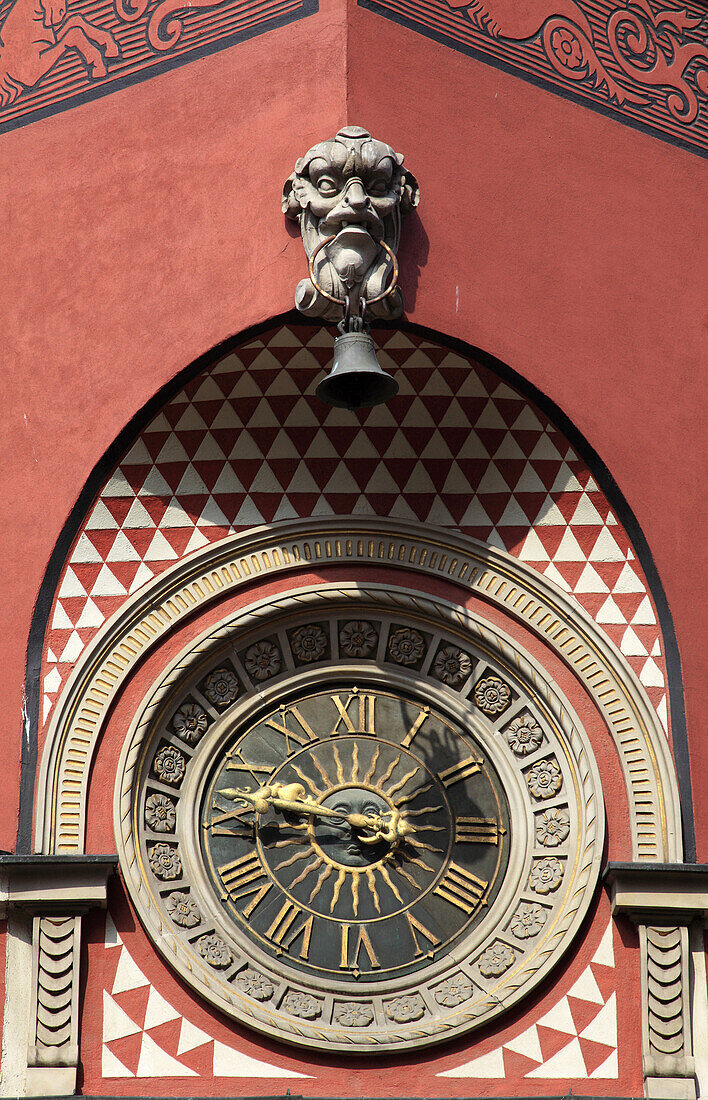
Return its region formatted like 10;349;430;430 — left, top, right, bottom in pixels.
0;855;116;1098
605;862;708;1100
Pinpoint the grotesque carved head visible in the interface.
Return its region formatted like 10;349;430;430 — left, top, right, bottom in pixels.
283;126;419;322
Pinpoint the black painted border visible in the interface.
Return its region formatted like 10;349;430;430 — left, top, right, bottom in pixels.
18;311;695;863
359;0;708;163
0;0;317;137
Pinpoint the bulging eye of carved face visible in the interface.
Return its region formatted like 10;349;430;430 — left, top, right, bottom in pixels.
302;150;399;238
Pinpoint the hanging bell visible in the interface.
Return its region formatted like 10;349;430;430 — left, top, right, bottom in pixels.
316;331;399;410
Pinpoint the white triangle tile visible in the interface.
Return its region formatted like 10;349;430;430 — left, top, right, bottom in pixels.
425;499;456;526
175;465;210;496
606;510;618;525
212;1040;312;1077
112;947;150;995
514;463;547;493
59;631;86;663
311;495;335;516
352;495;377;516
504;1024;543;1062
42;695;54;722
266;430;300;459
651;639;661;656
121;440;153;465
497;498;529;526
596;596;626;624
525;1036;587;1078
519;530;551;562
534;498;568;527
589;1048;619;1078
103;469;136;498
129;563;155;593
122;499;155;529
91;565;128;597
401;398;437;427
52;602;74;630
58;568;87;597
421;431;454;460
457;432;490;459
486;529;507;551
286;462;321;493
213;405;245;434
249;465;284;493
104;912;122;948
365;465;402;493
614;563;646;594
211;465;246;494
511;406;544;431
475;400;507;430
138;467;172;497
174;406;208;432
272;498;299;521
437;1046;505;1078
86;501;120;531
476;464;510;494
143;412;172;433
158;499;195;530
46;648;57;663
192;376;227;401
403;463;437;494
494;432;526;460
492;381;521;401
102;1044;135;1078
155;436;190;464
620;626;647;656
72;534;103;564
589;528;624;562
192;433;227;461
143;986;181;1031
345;433;379;459
657;695;669;732
233;498;265;526
591;924;615;968
568;965;604;1005
543;563;573;592
225;372;261;399
106;532;141;563
196;497;229;528
631;596;657;624
529;435;563;461
305;430;340;458
44;667;62;694
361;402;398;426
640;658;664;687
440;462;472;494
387;497;419;521
103;990;142;1043
570;494;604;526
76;599;106;629
551;465;583;493
439;398;471;428
324;464;360;494
282;398;318;427
420;370;453;397
580;993;617;1047
574;564;610;593
184;528;209;554
554;529;585;561
454;367;489;397
177;1018;212;1056
136;1031;198;1077
537;995;577;1035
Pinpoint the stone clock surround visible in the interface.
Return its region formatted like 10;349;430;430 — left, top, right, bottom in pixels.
22;517;691;1093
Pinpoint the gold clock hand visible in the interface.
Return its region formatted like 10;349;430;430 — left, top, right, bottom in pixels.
219;783;348;821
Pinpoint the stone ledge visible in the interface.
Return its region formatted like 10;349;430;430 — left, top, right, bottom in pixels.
604;862;708;922
0;854;117;913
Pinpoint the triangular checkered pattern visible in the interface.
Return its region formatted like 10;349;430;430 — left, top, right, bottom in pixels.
100;915;311;1080
41;326;668;732
437;924;618;1080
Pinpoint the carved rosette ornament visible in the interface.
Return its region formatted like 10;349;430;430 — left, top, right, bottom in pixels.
283;126;419;325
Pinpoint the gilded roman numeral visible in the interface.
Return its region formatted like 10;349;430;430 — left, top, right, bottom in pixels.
401;706;430;748
265;902;313;958
434;862;488;914
455;817;502;844
218;853;271;915
264;705;317;749
439;755;483;787
225;744;273;776
405;912;440;957
339;924;380;970
330;692;376;736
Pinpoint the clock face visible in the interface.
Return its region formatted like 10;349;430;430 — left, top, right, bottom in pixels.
200;687;510;985
119;590;603;1053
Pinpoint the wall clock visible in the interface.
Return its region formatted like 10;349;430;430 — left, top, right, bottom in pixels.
117;586;604;1052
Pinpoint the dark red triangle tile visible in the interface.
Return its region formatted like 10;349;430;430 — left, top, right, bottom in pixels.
568;995;607;1037
536;1024;576;1063
105;1032;143;1075
578;1035;616;1075
102;499;135;525
156;463;190;493
179;432;209;461
120;466;152;494
139;498;170;525
113;985;151;1030
71;563;102;591
249;494;285;523
476;493;511;525
285;493;320;517
193;461;229;492
144;1017;183;1056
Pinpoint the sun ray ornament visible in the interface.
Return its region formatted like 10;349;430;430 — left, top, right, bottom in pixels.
283;126;420;409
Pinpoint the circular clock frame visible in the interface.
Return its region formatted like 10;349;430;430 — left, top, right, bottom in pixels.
115;584;605;1053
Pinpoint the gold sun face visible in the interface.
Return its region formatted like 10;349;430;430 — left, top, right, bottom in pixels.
201;686;510;983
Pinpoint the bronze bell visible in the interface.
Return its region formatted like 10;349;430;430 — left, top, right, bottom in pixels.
316;331;398;410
